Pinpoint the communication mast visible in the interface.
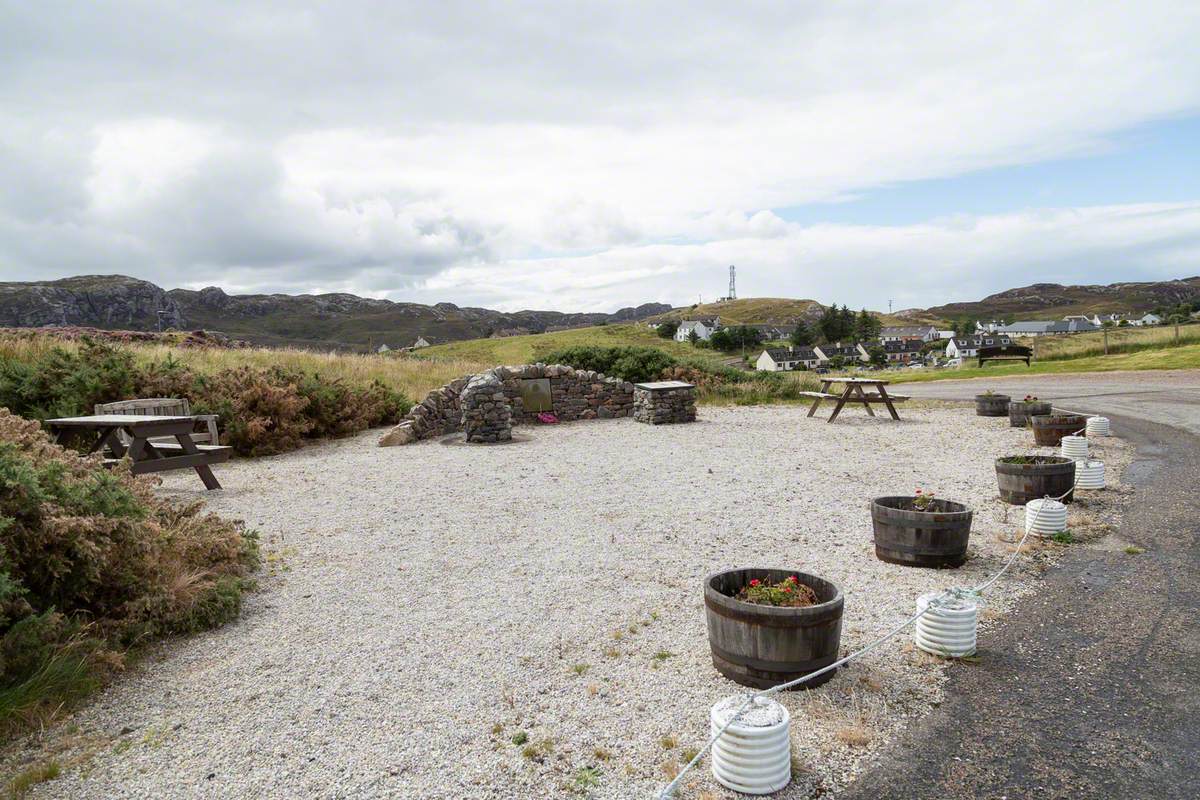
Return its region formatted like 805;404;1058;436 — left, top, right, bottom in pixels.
728;265;737;300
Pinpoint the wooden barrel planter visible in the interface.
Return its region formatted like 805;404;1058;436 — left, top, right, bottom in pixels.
870;497;973;568
1008;400;1052;428
1031;414;1087;446
975;394;1010;417
704;569;843;691
995;456;1075;505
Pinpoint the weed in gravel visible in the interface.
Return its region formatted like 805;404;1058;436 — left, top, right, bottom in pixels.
660;759;680;779
1125;545;1145;554
660;735;677;750
491;723;504;736
592;747;612;762
522;738;554;762
611;630;623;641
570;663;590;676
681;747;699;763
603;646;621;658
571;766;601;792
586;683;600;696
4;760;61;798
510;731;528;746
652;650;674;661
1051;530;1075;544
834;725;872;747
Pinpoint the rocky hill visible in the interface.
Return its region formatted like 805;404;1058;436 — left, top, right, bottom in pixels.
0;275;671;350
921;278;1200;321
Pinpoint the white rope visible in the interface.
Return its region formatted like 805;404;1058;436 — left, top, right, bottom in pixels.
658;430;1088;799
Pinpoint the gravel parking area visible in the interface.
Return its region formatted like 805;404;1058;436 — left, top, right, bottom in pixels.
11;406;1131;799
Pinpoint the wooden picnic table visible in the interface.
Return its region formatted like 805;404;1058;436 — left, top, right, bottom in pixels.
801;377;908;423
45;415;231;490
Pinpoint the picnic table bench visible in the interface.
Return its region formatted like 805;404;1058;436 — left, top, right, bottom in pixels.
45;415;231;490
804;378;907;423
977;344;1032;367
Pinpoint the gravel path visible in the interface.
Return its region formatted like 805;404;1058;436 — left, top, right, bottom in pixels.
11;406;1131;799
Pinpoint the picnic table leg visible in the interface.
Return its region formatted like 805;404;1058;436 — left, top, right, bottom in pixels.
827;386;852;423
854;384;876;417
173;433;222;490
876;385;902;420
807;379;832;418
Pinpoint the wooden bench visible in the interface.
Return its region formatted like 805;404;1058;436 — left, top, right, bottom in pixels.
103;441;233;476
977;345;1032;368
94;398;219;445
797;391;841;400
862;393;910;402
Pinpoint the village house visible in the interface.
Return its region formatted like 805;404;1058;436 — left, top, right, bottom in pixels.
882;339;926;364
412;336;431;349
879;325;939;343
990;319;1098;337
945;333;1014;360
1133;312;1162;326
755;346;820;371
674;317;721;342
813;342;870;364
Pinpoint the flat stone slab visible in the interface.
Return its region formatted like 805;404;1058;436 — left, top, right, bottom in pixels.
634;381;695;391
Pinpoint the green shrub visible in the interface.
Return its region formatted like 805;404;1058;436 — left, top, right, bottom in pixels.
0;340;412;458
544;346;678;382
0;410;258;736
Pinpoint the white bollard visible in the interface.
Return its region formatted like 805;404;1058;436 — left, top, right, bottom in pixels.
1075;459;1106;489
1086;416;1111;437
710;695;792;795
1060;435;1089;462
914;592;978;658
1025;498;1068;537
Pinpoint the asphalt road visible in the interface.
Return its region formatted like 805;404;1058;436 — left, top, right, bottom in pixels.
901;369;1200;434
840;374;1200;800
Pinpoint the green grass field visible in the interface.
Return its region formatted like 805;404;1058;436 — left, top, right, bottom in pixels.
420;323;747;371
888;342;1200;383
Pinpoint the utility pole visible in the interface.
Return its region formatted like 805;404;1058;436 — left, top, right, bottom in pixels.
1103;327;1109;355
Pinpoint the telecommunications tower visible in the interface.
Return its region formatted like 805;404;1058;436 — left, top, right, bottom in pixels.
727;265;737;300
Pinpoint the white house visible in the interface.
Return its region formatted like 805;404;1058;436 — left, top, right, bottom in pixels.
674;318;720;342
945;334;1013;360
1133;313;1162;326
756;346;820;371
879;325;939;343
937;330;956;340
812;342;870;364
377;343;391;353
412;336;431;349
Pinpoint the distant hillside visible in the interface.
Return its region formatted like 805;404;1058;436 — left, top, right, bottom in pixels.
0;275;670;351
649;297;825;325
921;278;1200;322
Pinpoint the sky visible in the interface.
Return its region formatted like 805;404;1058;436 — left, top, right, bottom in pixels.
1;2;1199;313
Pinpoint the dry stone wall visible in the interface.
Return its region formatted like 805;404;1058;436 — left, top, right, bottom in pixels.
461;372;512;443
378;363;634;446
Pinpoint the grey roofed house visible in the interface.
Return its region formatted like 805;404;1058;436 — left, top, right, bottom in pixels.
879;325;938;341
883;339;924;353
764;346;817;361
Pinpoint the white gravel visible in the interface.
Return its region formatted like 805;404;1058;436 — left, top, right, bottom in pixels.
9;405;1132;799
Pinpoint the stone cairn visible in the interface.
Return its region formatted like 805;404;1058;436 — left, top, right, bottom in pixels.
460;371;513;443
633;381;697;425
379;363;635;446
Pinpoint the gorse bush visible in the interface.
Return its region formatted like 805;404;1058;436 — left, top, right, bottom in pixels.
0;410;259;735
0;340;411;456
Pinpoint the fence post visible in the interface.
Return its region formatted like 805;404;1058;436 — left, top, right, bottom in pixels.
1175;322;1180;345
1103;328;1108;355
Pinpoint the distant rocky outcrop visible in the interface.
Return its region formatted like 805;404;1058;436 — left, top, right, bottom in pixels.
0;275;673;351
925;278;1200;320
0;275;184;330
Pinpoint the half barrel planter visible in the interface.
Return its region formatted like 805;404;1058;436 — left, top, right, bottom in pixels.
870;497;973;568
975;394;1010;417
1008;400;1052;428
1031;414;1087;447
704;568;843;691
995;456;1076;505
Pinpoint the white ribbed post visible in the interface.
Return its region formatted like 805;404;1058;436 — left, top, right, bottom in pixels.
1025;498;1068;537
1060;435;1088;462
1075;460;1106;489
1086;417;1111;436
914;592;978;658
709;695;791;795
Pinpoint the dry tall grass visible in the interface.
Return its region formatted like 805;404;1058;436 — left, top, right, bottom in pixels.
1029;323;1200;361
0;336;489;405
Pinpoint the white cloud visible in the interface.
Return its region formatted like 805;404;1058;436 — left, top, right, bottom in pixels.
0;2;1198;308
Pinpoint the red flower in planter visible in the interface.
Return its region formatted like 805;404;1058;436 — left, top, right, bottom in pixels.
789;575;799;583
783;586;793;593
749;579;760;587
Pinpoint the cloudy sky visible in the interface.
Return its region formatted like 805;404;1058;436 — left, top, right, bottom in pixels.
2;2;1199;312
